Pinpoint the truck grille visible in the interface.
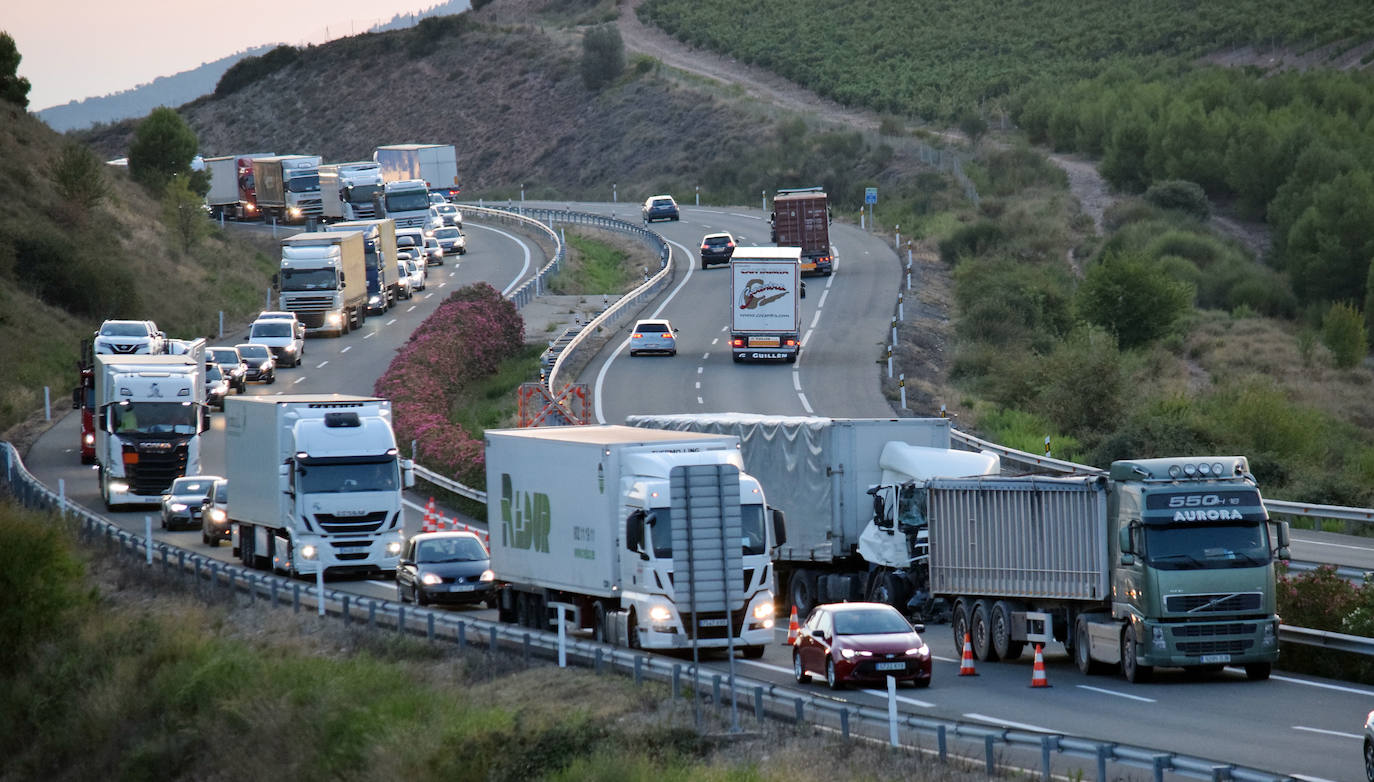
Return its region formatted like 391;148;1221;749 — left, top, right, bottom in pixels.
395;216;426;228
282;295;336;313
102;342;147;354
353;205;377;218
129;447;189;495
298;198;323;217
1166;593;1263;613
314;511;389;534
1170;623;1257;656
682;607;748;640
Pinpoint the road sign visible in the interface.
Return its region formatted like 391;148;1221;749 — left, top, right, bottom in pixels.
865;187;878;205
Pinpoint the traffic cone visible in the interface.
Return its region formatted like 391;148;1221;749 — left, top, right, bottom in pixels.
784;605;800;645
958;632;978;676
1029;644;1050;688
422;497;437;533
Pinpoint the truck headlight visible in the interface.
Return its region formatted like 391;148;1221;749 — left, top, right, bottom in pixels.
420;572;442;586
110;481;128;493
648;605;672;622
301;545;318;560
386;540;403;556
326;312;342;326
1152;626;1166;650
753;602;774;620
289;207;302;218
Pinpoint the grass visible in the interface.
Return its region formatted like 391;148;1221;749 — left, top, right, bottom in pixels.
449;343;546;436
546;231;642;294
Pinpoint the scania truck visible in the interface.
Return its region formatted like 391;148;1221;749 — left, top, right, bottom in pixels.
278;231;368;336
226;395;413;578
485;425;786;656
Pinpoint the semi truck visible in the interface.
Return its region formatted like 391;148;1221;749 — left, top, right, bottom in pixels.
326;218;399;313
376;179;433;230
278;230;368;336
627;414;1286;682
203;152;273;220
252;155;323;224
72;339;96;464
319;161;384;221
225;395;413;578
771;187;832;276
729;247;801;363
374;144;459;199
484;425;786;655
94;354;208;509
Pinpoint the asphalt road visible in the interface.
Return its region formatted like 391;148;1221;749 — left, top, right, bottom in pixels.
20;206;1374;781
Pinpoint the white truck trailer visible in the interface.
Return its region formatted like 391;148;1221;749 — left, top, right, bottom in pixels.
279;230;369;335
484;425;786;655
374;143;459;199
729;247;801;363
319;161;384;221
326;218;400;313
94;354;208;509
203;152;273;220
225;395;413;578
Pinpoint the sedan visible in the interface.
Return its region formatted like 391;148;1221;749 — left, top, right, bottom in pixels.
629;319;677;357
201;478;230;547
204;364;230;410
700;232;736;268
234;343;276;384
433;226;466;255
207;346;247;393
793;602;932;690
161;475;221;531
423;236;443;266
397;531;496;607
1365;710;1374;782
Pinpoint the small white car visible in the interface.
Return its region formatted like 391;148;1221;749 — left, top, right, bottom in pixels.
255;311;305;340
405;259;426;292
396;261;414;299
93;320;165;355
629;319;677;356
246;317;304;367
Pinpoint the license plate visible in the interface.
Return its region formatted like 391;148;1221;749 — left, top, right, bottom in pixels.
1199;654;1231;664
750;337;780;347
449;584;478;592
874;662;905;671
699;618;728;627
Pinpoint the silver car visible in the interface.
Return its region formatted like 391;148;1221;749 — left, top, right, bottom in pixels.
629;319;677;357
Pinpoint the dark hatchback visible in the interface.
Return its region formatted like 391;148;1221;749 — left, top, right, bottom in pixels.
700;232;736;268
396;531;496;607
793;602;932;690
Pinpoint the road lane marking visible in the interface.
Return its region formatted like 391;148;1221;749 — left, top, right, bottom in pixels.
695;382;701;389
387;319;397;326
798;392;813;414
1270;673;1374;695
963;713;1054;734
1292;726;1362;740
364;332;375;339
293;377;306;385
701;353;709;360
1076;685;1155;702
810;311;822;330
857;688;935;708
341;346;351;353
697;366;703;374
697;397;703;404
407;305;417;312
316;361;328;368
712;337;719;345
818;289;830;307
792;372;802;391
467;222;532;297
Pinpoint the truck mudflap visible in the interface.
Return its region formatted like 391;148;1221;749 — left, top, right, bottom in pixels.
1136;617;1280;668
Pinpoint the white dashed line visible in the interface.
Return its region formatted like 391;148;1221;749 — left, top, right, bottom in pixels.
387;319;397;326
1293;726;1362;740
364;332;374;339
798;392;813;414
803;328;815;344
792;372;802;391
697;366;703;374
711;337;719;345
702;353;709;360
1075;685;1155;703
293;377;306;385
818;289;830;307
341;346;351;353
406;305;417;312
316;361;328;368
695;382;701;389
697;397;703;405
809;311;822;330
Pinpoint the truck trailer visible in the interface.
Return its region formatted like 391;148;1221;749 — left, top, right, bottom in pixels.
319;161;384;222
225;395;413;578
374;144;459;199
252;155;323;224
94;354;208;509
203;152;273;220
771;188;832;276
326;218;399;313
729;248;802;363
484;425;786;655
278;230;368;335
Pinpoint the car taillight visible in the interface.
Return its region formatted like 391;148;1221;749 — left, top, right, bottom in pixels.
632;333;642;339
726;242;734;248
701;245;709;251
785;338;797;347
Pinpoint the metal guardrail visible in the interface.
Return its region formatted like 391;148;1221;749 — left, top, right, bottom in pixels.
455;205;566;310
0;441;1315;782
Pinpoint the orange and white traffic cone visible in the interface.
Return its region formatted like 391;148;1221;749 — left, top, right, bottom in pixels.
958;632;978;676
784;605;800;645
1029;644;1050;687
422;497;437;533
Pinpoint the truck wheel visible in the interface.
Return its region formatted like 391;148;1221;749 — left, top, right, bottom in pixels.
789;569;818;618
950;600;970;652
627;611;641;650
1074;616;1106;675
1244;662;1271;681
1121;625;1153;683
970;601;999;662
991;601;1024;661
514;593;529;627
870;572;909;613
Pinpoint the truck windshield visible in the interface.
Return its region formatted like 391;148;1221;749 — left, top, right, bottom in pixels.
649;504;767;558
286;175;319;193
386;192;430;211
1143;522;1271;570
115;402;197;435
280;268;338;291
297;457;399;494
346;184;381;203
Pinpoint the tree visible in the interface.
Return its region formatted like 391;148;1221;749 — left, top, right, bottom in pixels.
49;141;108;214
1284;169;1374;305
128;107;198;192
1143;180;1210;221
1036;325;1125;436
162;175;207;253
0;32;31;108
1101;109;1152;193
1322;301;1367;369
581;25;624;90
1076;251;1194;350
958;109;988;148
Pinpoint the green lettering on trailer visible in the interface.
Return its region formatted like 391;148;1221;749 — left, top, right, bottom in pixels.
500;472;550;553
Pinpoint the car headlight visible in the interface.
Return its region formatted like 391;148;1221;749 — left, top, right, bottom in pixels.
209;508;227;523
420;572;442;586
480;569;495;582
753;602;775;620
906;645;930;657
283;345;296;353
648;605;672;622
300;545;317;560
169;503;187;512
841;648;857;659
386;540;403;556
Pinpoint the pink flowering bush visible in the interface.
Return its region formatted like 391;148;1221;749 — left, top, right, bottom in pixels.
374;283;523;488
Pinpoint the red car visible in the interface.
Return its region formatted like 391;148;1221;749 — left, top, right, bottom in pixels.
793;602;932;689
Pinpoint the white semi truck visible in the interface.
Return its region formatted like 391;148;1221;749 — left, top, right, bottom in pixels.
374;143;459;199
484;425;786;656
278;230;369;336
226;395;413;578
377;179;433;230
252;155;324;224
319;161;384;221
203;152;273;220
94;354;209;509
729;247;802;363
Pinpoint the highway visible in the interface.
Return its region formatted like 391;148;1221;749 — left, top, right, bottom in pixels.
19;204;1374;781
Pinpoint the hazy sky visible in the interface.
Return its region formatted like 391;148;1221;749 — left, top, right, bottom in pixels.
9;1;449;111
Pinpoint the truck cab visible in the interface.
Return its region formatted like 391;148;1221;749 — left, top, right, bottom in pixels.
378;179;433;230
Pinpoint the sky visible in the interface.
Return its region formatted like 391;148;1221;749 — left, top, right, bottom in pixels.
9;1;451;111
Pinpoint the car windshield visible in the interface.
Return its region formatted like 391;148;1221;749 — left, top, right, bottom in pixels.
280;267;338;291
209;349;239;364
286;174;319;193
425;238;438;248
297;457;399;494
435;205;456;214
115;402;198;435
1143;522;1271;570
416;537;487;563
237;346;270;359
833;608;913;636
101;323;150;337
435;228;459;239
171;478;215;496
206;366;223;381
386;192;431;211
213;482;228;503
252;322;292;338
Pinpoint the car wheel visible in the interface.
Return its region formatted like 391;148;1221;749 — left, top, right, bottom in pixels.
266;373;275;384
1365;738;1374;782
793;650;811;684
826;658;843;690
1122;625;1153;683
416;587;428;607
742;645;765;660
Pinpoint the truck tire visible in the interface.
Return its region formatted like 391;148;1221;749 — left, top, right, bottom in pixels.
991;601;1024;661
626;611;641;650
950;600;970;652
1122;625;1153;683
1074;615;1107;675
514;593;529;627
789;569;818;618
970;600;999;662
869;572;909;614
1244;662;1271;681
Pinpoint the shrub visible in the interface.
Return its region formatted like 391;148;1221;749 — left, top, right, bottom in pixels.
49;141;107;213
1034;325;1125;436
1076;251;1194;350
1321;301;1367;368
938;219;1004;264
0;503;89;672
214;45;299;97
1144;179;1211;221
12;225;141;317
581;25;625;90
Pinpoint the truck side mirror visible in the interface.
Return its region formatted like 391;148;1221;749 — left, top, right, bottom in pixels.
401;458;415;489
71;387;81;410
626;510;646;560
1275;520;1290;560
279;462;294;497
771;508;787;548
339;273;346;284
1118;522;1136;565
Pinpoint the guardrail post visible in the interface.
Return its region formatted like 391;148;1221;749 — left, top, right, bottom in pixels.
712;674;721;708
316;567;325;618
840;708;849;740
1152;755;1170;782
1209;765;1233;781
795;698;804;724
523;632;532;663
489;626;497;653
594;649;603;673
887;676;899;746
271;579;278;606
937;725;947;762
1041;736;1053;781
986;735;997;774
293;583;300;613
368;601;376;628
227;569;235;600
427;613;435;642
634;655;643;685
753;686;763;722
341;594;349;624
672;664;681;697
1096;744;1110;781
144;516;153;566
457;621;466;649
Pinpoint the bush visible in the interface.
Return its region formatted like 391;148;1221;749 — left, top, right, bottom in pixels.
938;219;1005;264
49;141;107;214
12;225;141;317
581;25;625;90
1321;301;1367;368
0;503;89;672
1035;325;1125;436
214;45;299;97
1076;251;1194;350
1144;179;1211;221
127;107;198;192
